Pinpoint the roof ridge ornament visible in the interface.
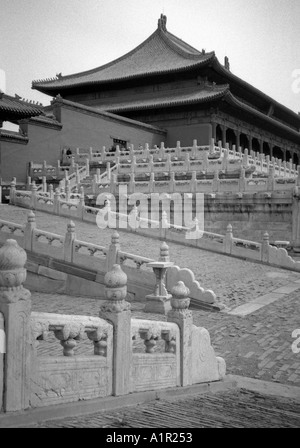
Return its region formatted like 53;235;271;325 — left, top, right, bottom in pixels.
158;13;167;31
224;56;230;71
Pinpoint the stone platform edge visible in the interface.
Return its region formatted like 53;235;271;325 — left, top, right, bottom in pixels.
0;378;236;428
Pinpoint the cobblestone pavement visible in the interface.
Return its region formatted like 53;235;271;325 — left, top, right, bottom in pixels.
1;204;300;309
33;389;300;428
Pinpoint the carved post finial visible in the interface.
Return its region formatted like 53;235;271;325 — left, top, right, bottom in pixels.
0;239;30;299
67;220;75;234
226;223;233;234
159;241;170;262
170;281;190;312
111;230;120;246
27;210;36;223
102;264;130;313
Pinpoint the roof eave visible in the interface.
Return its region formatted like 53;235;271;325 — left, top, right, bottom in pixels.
106;90;228;113
224;92;300;143
32;56;215;96
212;58;300;125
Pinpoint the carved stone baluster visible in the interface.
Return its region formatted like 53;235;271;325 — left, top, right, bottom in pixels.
93;338;107;356
161;329;176;354
139;329;158;353
53;322;84;356
87;327;108;356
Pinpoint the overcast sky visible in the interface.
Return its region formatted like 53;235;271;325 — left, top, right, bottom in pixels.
1;0;300;113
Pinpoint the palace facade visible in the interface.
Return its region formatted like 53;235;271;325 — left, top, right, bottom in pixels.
33;14;300;164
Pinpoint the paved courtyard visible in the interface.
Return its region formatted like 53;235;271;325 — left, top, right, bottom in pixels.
32;388;300;428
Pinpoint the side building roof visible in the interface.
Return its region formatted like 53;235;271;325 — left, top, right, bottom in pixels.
0;92;44;122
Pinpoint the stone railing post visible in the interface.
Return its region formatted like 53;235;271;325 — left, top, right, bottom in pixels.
144;143;150;159
242;148;249;167
239;167;246;192
159;210;168;239
277;159;282;177
212;170;219;193
106;162;111;181
101;146;106;162
223;224;233;254
64;221;75;262
261;232;270;262
129;144;134;160
65;180;71;202
159;142;164;158
77;188;85;220
176;140;181;158
129;173;135;194
166;153;171;171
30;182;38;209
0;240;31;411
131;156;136;174
222;149;229;171
190;171;197;193
191;139;198;158
167;281;193;386
149;172;155;193
9;179;16;205
267;166;275;191
185;152;190;171
49;184;54;200
26;176;32;191
144;242;174;314
99;264;131;396
110;173;117;195
85;158;90;177
106;231;120;272
75;165;80;185
24;210;36;251
42;176;47;193
42;160;47;177
96;168;101;183
169;171;175;193
92;174;97;194
53;188;60;215
203;151;209;171
149;154;154;173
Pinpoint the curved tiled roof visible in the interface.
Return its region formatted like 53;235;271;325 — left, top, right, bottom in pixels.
96;84;229;113
32;24;214;92
0;93;43;119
